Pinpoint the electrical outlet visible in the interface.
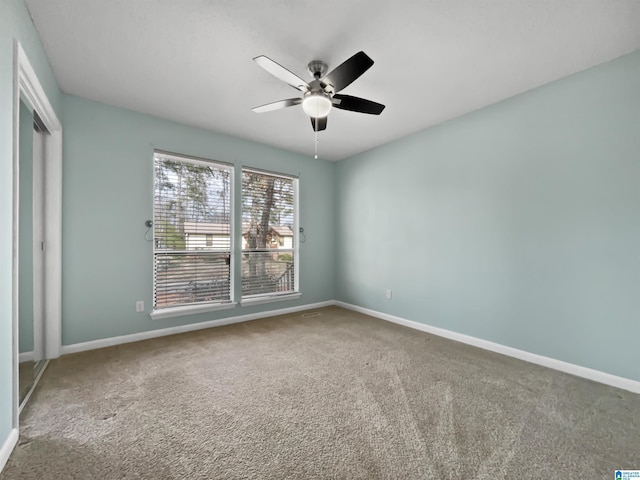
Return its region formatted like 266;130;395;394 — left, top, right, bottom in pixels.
386;289;392;300
136;301;144;312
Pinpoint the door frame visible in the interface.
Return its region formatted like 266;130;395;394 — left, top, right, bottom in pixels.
11;41;62;430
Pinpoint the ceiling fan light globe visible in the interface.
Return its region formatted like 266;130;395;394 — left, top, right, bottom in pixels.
302;94;332;118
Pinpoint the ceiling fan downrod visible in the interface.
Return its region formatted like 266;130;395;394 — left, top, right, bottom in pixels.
307;60;328;79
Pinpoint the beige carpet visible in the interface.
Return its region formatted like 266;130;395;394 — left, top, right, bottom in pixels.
3;306;639;479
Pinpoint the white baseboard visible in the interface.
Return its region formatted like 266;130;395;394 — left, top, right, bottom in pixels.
336;301;640;394
57;298;639;394
19;351;33;363
61;301;335;356
0;428;18;474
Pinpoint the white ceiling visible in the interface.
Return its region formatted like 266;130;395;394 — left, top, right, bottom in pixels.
25;0;640;161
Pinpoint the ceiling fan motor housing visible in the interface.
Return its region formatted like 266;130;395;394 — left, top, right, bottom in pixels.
308;60;328;79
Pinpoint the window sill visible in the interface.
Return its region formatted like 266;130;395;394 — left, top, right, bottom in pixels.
241;292;301;307
150;301;237;320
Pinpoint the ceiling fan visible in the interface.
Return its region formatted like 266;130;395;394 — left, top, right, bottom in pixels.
251;51;385;132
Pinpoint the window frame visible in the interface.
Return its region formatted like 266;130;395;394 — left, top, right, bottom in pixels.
150;150;237;319
149;154;302;319
240;167;300;306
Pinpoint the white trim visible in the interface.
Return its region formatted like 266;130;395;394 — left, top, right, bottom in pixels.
11;41;63;446
11;38;21;440
62;301;335;355
241;292;301;307
150;301;237;320
0;429;18;474
335;301;640;394
14;41;63;363
293;177;300;293
16;47;60;131
154;149;234;169
18;351;33;363
242;166;298;180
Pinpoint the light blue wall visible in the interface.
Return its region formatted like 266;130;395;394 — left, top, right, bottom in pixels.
0;0;61;454
61;94;335;345
336;50;640;382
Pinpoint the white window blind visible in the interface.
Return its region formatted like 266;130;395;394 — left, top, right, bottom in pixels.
242;168;297;299
153;152;232;309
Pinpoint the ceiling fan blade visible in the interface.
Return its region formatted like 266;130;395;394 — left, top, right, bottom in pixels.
252;98;302;113
253;56;310;92
311;116;327;132
322;51;374;93
332;94;385;115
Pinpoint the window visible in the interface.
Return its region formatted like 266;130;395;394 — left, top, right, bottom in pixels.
152;153;298;315
153;151;232;310
242;168;297;300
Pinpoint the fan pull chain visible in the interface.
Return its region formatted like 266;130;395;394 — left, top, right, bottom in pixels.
314;129;318;159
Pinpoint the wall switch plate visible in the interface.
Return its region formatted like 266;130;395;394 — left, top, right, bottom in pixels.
386;289;392;300
136;301;144;312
